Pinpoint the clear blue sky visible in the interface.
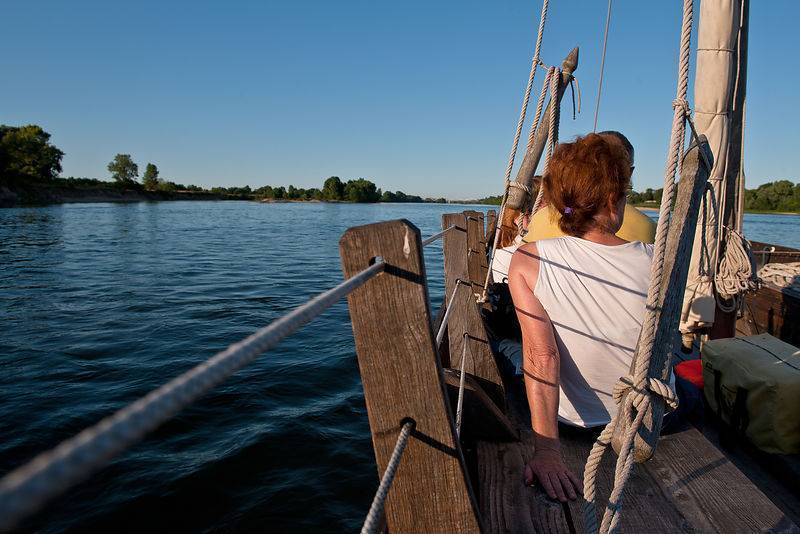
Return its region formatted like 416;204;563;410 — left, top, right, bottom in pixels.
1;1;797;198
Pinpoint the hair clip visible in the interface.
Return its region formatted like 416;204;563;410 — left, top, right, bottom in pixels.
563;206;574;215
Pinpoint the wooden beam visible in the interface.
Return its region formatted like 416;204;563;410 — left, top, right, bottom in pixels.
613;136;713;462
486;209;497;250
465;210;487;291
340;219;482;533
442;213;506;409
508;47;579;208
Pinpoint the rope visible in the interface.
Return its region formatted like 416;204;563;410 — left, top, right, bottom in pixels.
714;226;760;312
482;0;550;302
758;262;800;290
361;420;415;534
455;333;470;436
593;0;614;131
582;1;695;531
421;225;456;247
435;280;466;347
0;260;387;533
531;67;561;215
527;67;555;150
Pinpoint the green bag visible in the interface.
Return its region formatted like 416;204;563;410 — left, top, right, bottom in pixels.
702;334;800;454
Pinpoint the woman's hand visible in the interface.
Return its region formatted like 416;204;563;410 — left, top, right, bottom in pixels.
524;448;583;502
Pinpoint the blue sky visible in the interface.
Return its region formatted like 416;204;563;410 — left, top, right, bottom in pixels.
1;1;797;198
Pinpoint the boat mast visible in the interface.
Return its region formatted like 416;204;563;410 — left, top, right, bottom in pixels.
681;0;749;339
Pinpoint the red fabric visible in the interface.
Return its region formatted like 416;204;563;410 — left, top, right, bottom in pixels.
675;359;704;389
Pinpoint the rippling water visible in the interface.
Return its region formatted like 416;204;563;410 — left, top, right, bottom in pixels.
1;202;798;533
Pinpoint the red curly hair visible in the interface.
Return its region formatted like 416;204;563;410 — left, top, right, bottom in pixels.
543;133;632;236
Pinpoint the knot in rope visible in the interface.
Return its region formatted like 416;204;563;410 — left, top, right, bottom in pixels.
507;181;531;194
612;376;679;412
672;97;691;115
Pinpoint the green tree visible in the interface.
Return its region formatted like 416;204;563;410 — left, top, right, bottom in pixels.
108;154;139;183
344;178;380;202
142;163;159;190
0;124;64;186
322;176;345;200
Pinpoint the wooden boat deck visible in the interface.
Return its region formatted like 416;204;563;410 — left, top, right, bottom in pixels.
475;380;800;533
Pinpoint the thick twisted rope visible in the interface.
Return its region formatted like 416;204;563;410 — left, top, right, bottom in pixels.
530;67;561;215
0;260;386;533
582;1;694;532
361;420;415;534
482;0;550;302
715;226;760;312
527;66;555;151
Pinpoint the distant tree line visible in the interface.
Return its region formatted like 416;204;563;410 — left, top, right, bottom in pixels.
471;182;800;214
627;182;800;212
0;124;449;204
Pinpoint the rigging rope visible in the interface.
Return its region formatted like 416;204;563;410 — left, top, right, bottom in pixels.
482;0;550;302
531;66;561;215
421;225;456;247
455;333;470;436
0;260;386;533
436;280;467;347
582;1;695;532
361;420;415;534
593;0;614;131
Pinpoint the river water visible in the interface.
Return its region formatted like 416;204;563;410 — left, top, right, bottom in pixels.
1;202;798;533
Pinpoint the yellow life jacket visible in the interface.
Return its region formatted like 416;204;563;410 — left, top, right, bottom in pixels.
522;204;657;244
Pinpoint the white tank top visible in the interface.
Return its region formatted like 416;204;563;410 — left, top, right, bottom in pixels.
533;236;655;428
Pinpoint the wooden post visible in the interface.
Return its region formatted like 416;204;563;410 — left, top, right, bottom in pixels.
340;219;482;533
511;47;579;200
442;213;506;408
612;137;713;462
485;209;497;250
465;210;487;291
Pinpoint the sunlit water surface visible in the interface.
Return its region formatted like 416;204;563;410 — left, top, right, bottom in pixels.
1;202;797;533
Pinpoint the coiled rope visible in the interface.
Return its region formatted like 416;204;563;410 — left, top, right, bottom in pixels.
758;262;800;291
0;260;386;533
582;1;694;532
360;420;415;534
715;226;760;312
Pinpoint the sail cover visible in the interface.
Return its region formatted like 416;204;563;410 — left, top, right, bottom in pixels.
680;0;744;332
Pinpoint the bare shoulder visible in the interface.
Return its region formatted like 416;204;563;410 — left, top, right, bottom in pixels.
509;242;540;288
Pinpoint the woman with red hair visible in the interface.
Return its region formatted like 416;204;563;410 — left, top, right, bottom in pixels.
508;132;660;502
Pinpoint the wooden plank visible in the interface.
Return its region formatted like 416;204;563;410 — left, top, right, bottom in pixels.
486;210;497;250
340;219;482;533
647;426;798;533
465;210;487;292
442;213;468;369
479;381;798;533
442;213;506;408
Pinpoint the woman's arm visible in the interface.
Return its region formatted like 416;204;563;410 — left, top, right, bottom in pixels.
508;243;582;501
